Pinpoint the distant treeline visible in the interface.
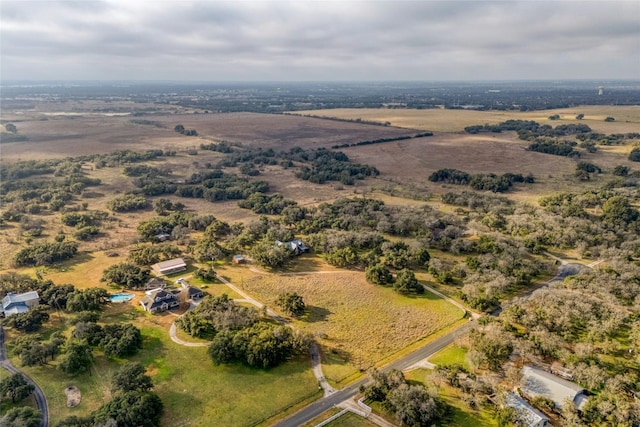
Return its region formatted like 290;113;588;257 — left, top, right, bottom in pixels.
285;113;393;127
331;132;433;149
429;168;534;193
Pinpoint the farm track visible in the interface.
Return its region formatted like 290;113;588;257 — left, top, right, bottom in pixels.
167;273;336;396
0;327;49;427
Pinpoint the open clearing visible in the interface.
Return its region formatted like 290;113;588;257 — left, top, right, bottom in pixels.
235;270;464;376
292;105;640;133
2;104;639;426
6;305;320;427
1;111;417;163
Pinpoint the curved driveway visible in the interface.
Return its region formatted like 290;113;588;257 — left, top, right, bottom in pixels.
0;327;49;427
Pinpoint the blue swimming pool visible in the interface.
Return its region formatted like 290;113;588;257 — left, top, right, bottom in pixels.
109;293;135;303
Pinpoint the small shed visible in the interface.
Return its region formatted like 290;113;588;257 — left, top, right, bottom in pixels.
232;254;245;264
151;258;187;276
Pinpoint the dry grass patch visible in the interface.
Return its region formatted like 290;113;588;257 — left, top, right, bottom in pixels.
293;106;640;134
237;271;464;373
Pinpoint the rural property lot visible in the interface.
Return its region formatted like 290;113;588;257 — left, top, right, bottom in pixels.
1;110;418;162
293;105;640;133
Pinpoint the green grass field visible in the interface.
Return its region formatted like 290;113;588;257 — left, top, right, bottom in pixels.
429;345;470;369
405;369;498;427
6;305;320;427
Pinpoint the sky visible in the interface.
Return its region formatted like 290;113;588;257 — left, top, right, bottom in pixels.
1;0;639;82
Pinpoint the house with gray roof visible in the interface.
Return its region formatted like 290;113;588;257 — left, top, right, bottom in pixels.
275;239;309;255
1;291;40;317
521;365;589;410
140;289;180;314
504;392;550;427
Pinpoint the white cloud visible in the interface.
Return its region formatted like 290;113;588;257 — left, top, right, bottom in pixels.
1;0;638;81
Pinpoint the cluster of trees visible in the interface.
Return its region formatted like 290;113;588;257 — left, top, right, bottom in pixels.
576;131;640;145
174;170;270;202
2;307;50;332
12;333;65;366
123;164;166;177
13;240;78;266
200;141;234;153
106;193;148;212
56;363;163;427
238;192;297;215
527;139;580;157
176;294;257;338
136;212;190;241
101;262;150;289
208;322;309;368
630;147;640;162
575;161;602;180
294;148;379;185
275;292;305;316
465;120;592;140
174;124;197;136
0;373;35;404
72;322;143;358
81;149;167;168
429;169;533;192
176;294;309;368
366;265;425;294
61;210;108;241
1;171;100;217
0;407;41;427
361;369;446;426
127;244;182;266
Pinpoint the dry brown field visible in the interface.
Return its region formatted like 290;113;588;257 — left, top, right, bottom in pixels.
231;269;464;374
1;110;417;163
2;106;639;264
292;105;640;133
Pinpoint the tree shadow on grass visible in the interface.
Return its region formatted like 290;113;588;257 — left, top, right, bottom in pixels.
51;252;95;271
300;305;332;323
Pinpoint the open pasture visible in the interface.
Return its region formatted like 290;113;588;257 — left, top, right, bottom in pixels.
236;270;464;376
6;305;320;427
292;105;640;134
1;111;418;163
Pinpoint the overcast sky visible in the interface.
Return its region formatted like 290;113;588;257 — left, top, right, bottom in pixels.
1;0;638;82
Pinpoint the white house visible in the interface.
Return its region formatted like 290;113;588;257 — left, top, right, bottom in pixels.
2;291;40;317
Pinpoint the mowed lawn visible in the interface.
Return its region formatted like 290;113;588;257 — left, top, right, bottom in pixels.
237;271;464;379
6;304;320;427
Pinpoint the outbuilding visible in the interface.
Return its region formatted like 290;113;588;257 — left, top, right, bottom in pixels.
520;365;589;410
151;258;187;276
504;392;550;427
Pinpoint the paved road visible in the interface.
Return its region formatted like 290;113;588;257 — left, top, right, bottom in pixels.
274;320;475;427
276;260;587;427
0;327;49;427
